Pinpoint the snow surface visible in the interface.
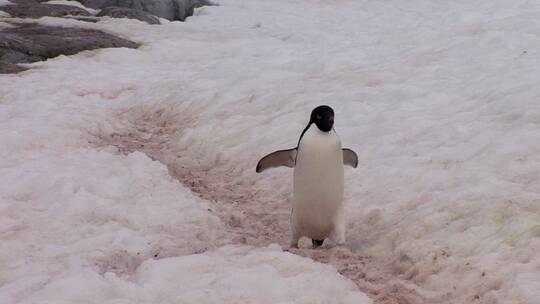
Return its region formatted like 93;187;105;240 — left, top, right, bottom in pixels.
1;0;540;303
0;0;11;16
2;245;369;304
0;21;12;29
43;0;99;15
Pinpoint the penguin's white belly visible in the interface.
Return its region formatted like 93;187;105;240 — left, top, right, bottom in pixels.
293;128;344;240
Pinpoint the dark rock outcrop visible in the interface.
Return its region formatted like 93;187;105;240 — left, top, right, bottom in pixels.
1;0;216;22
0;22;139;73
77;0;109;9
80;0;215;21
1;2;91;18
97;6;160;24
0;61;29;73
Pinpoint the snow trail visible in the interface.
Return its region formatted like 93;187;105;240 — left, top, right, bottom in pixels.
91;104;427;304
85;0;540;301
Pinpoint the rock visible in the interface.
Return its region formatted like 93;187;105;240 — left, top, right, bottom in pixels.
0;22;139;73
177;0;217;21
173;0;194;21
0;48;40;63
62;15;101;22
97;6;160;24
1;2;91;18
81;0;215;21
78;0;109;9
101;0;175;20
0;61;28;73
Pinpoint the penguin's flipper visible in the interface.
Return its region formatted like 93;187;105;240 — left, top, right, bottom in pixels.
342;148;358;168
256;148;297;173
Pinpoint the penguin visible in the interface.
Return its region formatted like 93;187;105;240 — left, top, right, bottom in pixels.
256;105;358;248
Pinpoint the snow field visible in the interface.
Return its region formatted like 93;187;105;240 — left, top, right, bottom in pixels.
1;0;540;303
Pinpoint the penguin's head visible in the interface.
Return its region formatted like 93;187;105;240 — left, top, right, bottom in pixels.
310;105;334;132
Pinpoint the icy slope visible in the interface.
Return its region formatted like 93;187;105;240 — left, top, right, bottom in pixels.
1;0;540;303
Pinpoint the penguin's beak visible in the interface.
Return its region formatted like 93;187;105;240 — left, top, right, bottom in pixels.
319;116;334;132
326;116;334;130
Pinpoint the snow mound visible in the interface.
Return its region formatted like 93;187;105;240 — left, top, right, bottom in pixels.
0;148;225;283
2;245;371;304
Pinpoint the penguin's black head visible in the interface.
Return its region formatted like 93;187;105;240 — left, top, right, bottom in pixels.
310;105;334;132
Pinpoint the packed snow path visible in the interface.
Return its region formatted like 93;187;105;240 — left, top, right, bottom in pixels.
93;105;424;303
2;0;540;303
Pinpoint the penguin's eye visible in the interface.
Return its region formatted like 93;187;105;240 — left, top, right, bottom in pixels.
316;114;322;120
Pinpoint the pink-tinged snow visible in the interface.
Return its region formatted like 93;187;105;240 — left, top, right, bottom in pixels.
0;81;369;302
1;0;540;303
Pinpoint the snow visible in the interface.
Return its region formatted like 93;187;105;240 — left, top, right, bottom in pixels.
0;78;369;302
0;21;12;29
0;0;10;16
43;0;99;15
1;0;540;303
2;245;369;304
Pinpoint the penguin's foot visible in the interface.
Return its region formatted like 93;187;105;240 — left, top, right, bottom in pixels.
290;233;300;248
312;239;324;248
